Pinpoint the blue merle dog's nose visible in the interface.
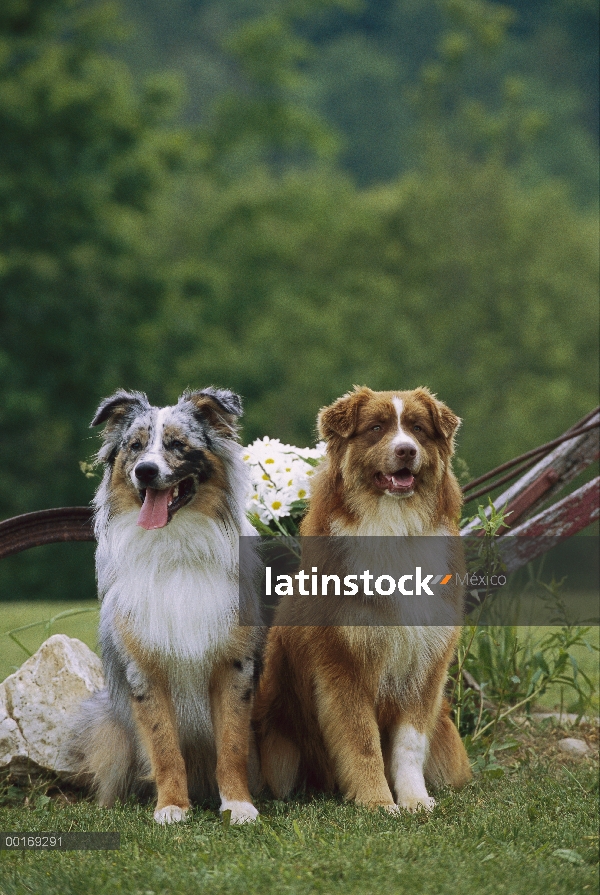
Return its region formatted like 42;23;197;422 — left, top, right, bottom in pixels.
134;462;160;485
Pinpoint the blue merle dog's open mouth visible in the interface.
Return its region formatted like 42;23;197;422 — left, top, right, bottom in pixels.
137;476;196;529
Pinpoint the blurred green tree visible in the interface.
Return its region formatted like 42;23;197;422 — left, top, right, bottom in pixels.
0;0;186;597
117;0;599;201
135;0;598;477
137;161;598;477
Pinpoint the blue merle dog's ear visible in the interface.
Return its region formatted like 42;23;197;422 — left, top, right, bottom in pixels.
182;387;243;437
199;387;243;418
91;390;151;463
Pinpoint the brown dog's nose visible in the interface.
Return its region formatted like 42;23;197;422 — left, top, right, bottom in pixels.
394;443;417;460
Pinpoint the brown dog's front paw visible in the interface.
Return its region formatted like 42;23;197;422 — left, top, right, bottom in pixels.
381;803;402;815
354;790;397;812
220;800;259;824
397;794;436;813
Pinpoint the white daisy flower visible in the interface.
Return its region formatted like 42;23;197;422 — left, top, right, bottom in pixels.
242;437;326;531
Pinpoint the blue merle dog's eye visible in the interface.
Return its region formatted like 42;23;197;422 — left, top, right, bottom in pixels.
130;440;143;452
171;440;186;450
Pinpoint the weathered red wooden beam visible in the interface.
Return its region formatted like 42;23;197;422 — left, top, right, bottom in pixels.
494;477;599;574
492;468;560;536
462;409;599;534
462;411;599;497
0;507;94;560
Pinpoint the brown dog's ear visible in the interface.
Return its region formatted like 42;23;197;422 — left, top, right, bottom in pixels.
318;387;373;441
91;389;151;463
413;387;461;444
182;387;243;437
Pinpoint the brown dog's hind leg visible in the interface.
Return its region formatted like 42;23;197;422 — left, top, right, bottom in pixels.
259;728;301;799
424;699;472;789
210;657;259;824
253;627;303;799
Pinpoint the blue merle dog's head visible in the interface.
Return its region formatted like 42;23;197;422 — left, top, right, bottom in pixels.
91;388;243;528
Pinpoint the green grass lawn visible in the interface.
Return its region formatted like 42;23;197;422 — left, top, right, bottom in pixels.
0;754;598;895
517;624;599;714
0;602;598;894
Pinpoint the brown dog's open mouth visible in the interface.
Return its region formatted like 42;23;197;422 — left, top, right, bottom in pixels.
137;476;196;529
374;468;415;494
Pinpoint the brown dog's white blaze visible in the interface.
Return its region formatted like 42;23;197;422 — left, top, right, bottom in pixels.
371;396;420;495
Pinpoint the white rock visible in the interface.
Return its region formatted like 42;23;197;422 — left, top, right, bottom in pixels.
0;634;104;775
557;737;592;757
0;707;27;770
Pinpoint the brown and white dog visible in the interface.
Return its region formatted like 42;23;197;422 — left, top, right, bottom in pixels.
254;386;471;812
68;388;262;824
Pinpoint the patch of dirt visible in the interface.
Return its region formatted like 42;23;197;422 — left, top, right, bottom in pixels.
491;717;599;770
0;766;87;807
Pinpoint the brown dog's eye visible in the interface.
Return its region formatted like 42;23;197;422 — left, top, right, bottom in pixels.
413;425;422;433
372;425;381;432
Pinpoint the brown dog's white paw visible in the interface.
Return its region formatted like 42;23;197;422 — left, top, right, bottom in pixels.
397;794;436;813
381;803;402;815
154;805;189;824
220;800;259;824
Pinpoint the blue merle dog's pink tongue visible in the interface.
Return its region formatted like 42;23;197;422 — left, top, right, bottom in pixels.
137;488;172;530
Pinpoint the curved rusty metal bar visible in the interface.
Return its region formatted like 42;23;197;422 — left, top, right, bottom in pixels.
0;507;95;560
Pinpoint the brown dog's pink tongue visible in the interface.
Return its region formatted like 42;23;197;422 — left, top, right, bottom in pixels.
137;488;171;530
391;470;414;489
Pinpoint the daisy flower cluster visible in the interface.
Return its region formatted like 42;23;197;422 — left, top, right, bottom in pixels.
243;437;326;534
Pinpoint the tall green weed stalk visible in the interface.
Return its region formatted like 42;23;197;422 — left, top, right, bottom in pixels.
450;501;598;752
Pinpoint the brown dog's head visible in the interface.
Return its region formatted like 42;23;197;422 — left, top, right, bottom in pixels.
318;386;460;500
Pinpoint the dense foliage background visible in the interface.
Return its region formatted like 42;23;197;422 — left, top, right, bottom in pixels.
0;0;597;600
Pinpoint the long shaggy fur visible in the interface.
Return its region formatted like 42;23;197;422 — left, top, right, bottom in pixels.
67;388;262;824
254;386;472;812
